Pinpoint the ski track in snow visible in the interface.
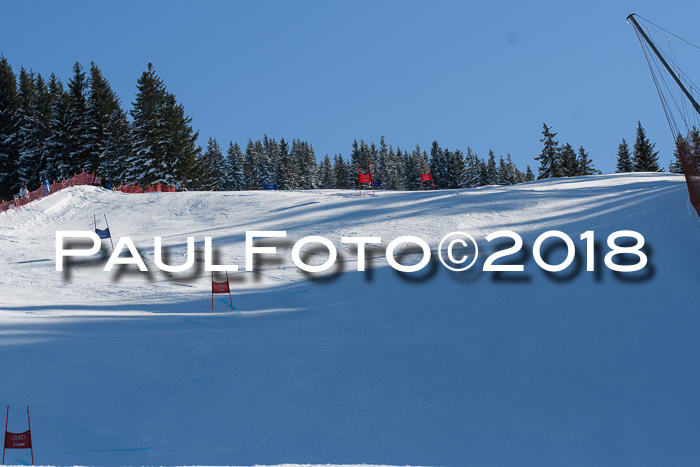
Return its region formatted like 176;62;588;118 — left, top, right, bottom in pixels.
0;173;699;465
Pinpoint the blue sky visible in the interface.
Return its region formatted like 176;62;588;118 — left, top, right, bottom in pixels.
2;0;699;173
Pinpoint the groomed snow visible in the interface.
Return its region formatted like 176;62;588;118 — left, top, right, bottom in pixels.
1;173;699;465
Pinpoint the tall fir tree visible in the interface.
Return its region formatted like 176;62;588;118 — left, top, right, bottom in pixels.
501;154;518;185
0;56;20;199
86;62;120;174
129;63;168;185
161;88;202;187
65;61;90;175
524;165;535;182
462;147;480;188
477;158;489;186
576;146;600;175
559;143;578;177
429;140;446;189
262;134;280;185
616;138;633;173
332;153;351;189
295;140;317;189
318;154;334;189
446;148;464;189
350;139;373;176
350;139;362;173
101;107;133;182
385;145;403;190
15;68;41;190
44;73;70;181
632;121;661;172
276;137;297;190
224;142;245;190
401;145;421;190
33;73;53;180
485;149;498;185
243;139;260;190
16;70;52;190
254;139;271;187
535;123;561;179
497;154;508;185
377;135;388;188
576;146;598;175
199;138;226;190
368;141;379;177
130;63;201;187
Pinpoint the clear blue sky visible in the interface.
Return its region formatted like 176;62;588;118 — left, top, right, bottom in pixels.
2;0;699;173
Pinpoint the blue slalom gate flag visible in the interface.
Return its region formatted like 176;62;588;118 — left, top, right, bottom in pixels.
95;227;111;240
94;214;114;250
264;184;278;190
373;179;382;187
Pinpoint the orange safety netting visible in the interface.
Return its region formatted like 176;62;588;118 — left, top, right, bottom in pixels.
1;172;177;214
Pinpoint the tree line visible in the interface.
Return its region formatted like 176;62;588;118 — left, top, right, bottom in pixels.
4;55;682;200
614;120;700;175
0;58;203;199
0;55;542;197
534;123;599;179
205;135;537;192
0;54;539;196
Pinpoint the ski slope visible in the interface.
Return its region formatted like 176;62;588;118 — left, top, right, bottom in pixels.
1;173;699;465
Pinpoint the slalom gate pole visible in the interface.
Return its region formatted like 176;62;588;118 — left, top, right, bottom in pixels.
3;405;7;464
368;163;375;196
357;163;362;196
104;214;114;250
420;173;423;191
26;407;32;465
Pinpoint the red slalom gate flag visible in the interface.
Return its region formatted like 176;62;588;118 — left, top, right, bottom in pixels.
211;272;234;311
4;430;31;449
3;405;34;465
420;172;435;190
357;163;375;196
212;280;230;294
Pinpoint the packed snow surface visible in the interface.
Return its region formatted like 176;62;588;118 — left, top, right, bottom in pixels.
1;173;699;465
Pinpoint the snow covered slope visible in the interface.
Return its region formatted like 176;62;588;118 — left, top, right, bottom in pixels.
1;173;699;465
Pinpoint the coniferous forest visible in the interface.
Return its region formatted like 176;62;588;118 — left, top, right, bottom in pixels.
0;56;672;201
